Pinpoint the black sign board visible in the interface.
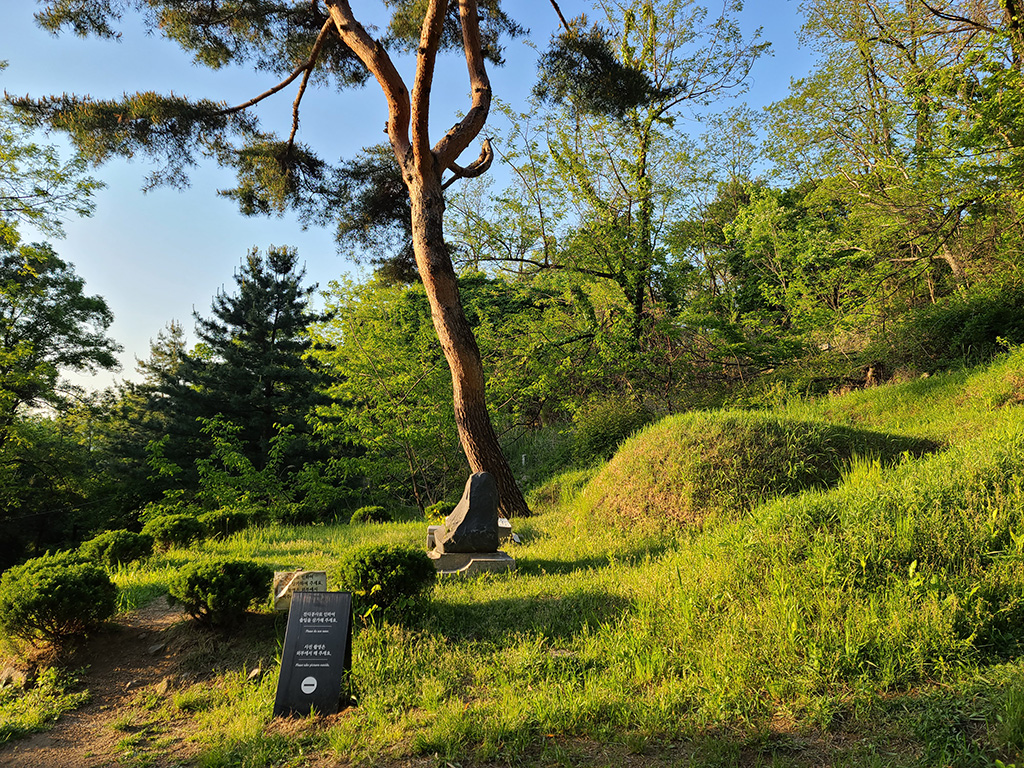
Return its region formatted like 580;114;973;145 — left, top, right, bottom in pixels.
273;591;353;717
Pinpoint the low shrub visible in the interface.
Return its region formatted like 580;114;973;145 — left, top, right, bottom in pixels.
0;551;117;644
350;505;392;525
142;513;206;549
166;559;272;626
337;544;435;620
79;529;154;569
137;492;202;524
424;500;455;524
877;282;1024;372
198;508;253;539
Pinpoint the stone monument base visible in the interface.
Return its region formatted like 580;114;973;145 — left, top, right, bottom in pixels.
428;550;516;578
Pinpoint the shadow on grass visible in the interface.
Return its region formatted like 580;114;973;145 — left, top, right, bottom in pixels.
829;425;941;465
427;588;634;642
169;612;286;678
516;537;675;576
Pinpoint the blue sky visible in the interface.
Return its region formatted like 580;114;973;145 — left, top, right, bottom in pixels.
0;1;814;391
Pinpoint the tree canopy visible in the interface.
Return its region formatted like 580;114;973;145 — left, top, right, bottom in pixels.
12;0;537;516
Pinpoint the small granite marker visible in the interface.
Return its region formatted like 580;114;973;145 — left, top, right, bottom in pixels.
272;570;327;611
428;472;516;576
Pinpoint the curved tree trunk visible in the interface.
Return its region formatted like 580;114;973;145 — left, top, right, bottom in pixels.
406;162;530;518
328;0;530;516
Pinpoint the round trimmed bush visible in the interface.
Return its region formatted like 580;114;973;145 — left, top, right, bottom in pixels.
337;544;435;618
198;508;252;539
142;513;206;549
350;505;392;525
0;551;117;643
167;559;272;625
80;529;154;569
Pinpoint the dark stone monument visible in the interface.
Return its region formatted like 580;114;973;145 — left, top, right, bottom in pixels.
273;592;352;717
434;472;500;553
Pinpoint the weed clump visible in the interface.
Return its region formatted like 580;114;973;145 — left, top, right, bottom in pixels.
0;667;89;744
79;529;154;569
572;398;654;462
337;543;435;620
198;507;253;539
578;411;936;527
167;559;272;626
0;551;117;644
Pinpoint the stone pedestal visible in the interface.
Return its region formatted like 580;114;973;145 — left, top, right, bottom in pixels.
435;472;500;553
498;517;520;544
428;550;517;578
428;472;516;577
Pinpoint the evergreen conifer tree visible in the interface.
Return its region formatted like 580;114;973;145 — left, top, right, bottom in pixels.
161;246;327;471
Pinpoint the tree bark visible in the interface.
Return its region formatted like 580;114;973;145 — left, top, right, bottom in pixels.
405;164;530;517
328;0;530;517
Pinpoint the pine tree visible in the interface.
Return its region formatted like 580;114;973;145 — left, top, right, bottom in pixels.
163;246;327;471
14;0;534;516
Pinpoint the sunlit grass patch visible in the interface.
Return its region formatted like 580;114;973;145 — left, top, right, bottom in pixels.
576;410;936;529
0;667;89;745
9;355;1024;766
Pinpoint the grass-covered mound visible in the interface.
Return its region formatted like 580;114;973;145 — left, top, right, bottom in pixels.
577;411;937;527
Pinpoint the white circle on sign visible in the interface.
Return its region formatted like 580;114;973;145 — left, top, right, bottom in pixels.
300;676;317;694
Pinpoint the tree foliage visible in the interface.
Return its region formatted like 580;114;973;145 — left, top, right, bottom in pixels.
767;0;1024;300
155;246;327;471
12;0;536;515
0;85;102;240
0;241;120;434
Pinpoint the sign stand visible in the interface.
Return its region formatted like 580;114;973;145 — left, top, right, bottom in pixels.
273;591;353;717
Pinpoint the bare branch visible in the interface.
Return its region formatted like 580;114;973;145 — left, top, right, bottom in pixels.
411;0;448;172
287;18;334;151
916;0;998;34
219;20;332;117
441;137;493;189
548;0;570;31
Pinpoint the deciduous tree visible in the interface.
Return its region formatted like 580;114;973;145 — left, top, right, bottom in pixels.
767;0;1024;299
0;240;120;446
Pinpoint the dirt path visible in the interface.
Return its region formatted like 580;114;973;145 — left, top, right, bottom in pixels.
0;597;189;768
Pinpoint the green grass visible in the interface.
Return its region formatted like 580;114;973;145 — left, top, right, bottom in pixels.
575;410;938;529
6;348;1024;766
0;667;89;745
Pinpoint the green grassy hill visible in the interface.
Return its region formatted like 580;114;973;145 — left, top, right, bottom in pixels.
4;349;1024;767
